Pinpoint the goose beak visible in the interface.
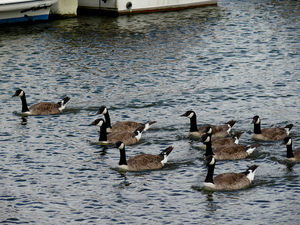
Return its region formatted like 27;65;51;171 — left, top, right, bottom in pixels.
89;122;96;126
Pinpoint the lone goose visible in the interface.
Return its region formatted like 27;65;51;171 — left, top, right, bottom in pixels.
181;110;236;138
252;115;293;141
282;137;300;161
12;89;70;115
115;141;173;171
96;106;156;133
89;119;144;146
203;155;258;190
201;133;258;160
201;126;243;149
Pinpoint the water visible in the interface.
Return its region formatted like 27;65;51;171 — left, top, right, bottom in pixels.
0;0;299;224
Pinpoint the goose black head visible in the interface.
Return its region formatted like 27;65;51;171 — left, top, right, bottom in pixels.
96;106;108;115
12;89;24;97
114;141;125;150
89;118;105;127
252;115;260;124
180;110;195;119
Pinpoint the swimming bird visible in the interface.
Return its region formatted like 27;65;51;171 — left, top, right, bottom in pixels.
89;118;144;146
201;126;243;149
181;110;236;138
12;89;70;115
203;155;258;190
115;141;173;171
252;115;293;141
96;106;156;133
201;133;258;160
282;137;300;161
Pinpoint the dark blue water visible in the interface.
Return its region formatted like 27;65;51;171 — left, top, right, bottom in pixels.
1;0;299;224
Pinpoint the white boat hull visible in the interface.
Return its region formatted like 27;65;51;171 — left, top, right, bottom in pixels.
78;0;218;15
0;0;58;24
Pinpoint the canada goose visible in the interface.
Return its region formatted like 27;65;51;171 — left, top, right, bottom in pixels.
201;126;243;149
181;110;236;138
89;119;144;146
252;115;293;141
12;89;70;115
201;133;258;160
282;137;300;161
203;155;258;190
115;141;173;171
96;106;156;133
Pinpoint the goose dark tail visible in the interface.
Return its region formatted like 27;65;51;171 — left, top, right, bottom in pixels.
246;165;259;173
285;124;293;131
226;120;236;127
159;146;174;156
56;97;70;110
143;121;157;131
61;97;70;105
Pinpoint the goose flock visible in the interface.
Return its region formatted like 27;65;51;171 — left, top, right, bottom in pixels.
12;89;297;191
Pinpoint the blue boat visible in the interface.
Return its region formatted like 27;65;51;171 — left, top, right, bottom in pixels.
0;0;58;25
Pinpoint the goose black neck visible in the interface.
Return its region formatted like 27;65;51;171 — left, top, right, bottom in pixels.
20;94;29;112
119;148;128;165
189;114;198;132
286;144;294;158
104;112;112;129
205;139;213;156
204;163;215;183
98;123;108;142
253;123;261;134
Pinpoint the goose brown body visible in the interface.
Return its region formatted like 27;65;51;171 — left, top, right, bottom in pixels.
107;129;144;146
115;141;173;171
89;119;144;146
181;110;236;138
211;132;243;149
212;172;252;190
204;155;258;190
12;89;70;115
252;115;293;141
212;145;258;160
126;153;169;170
200;128;243;149
201;133;257;160
109;121;156;133
96;106;156;133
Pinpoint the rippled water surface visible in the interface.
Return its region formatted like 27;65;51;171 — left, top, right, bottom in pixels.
1;0;300;224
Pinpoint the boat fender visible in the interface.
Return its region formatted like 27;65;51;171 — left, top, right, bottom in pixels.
126;2;132;10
